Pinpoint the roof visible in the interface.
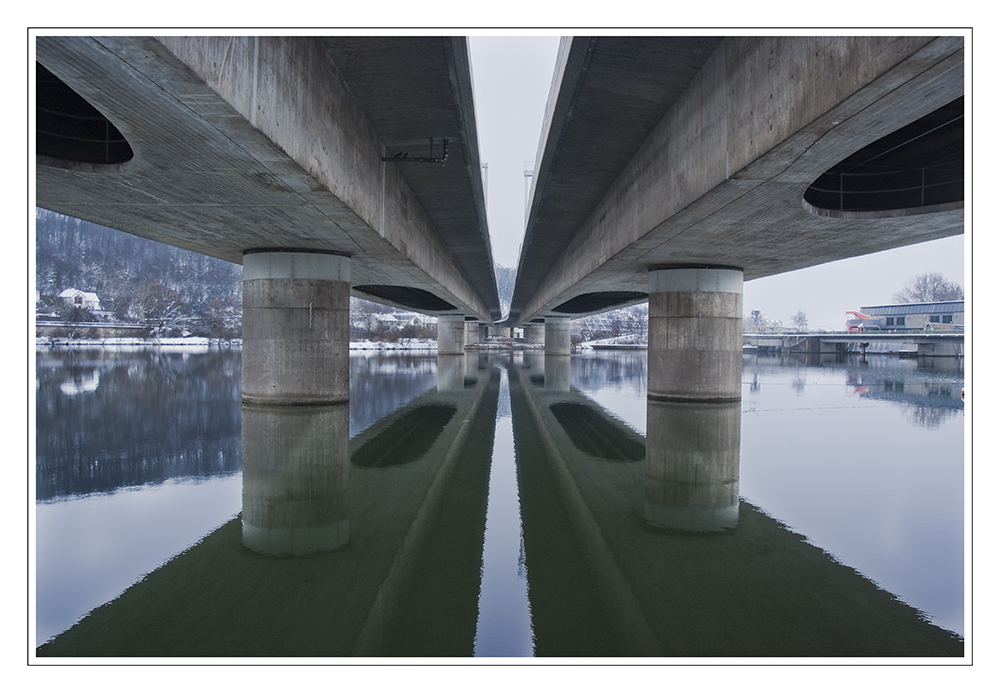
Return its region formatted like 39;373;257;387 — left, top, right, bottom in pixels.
59;288;99;302
860;301;963;316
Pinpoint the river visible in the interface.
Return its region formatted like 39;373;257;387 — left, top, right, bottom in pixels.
33;347;965;658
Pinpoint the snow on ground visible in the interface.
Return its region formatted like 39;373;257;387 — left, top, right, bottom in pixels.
37;337;442;351
349;339;437;351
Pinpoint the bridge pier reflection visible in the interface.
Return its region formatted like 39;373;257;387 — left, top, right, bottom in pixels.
543;354;571;392
241;403;350;555
644;400;740;532
507;354;962;656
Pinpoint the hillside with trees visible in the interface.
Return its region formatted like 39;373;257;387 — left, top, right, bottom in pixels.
36;209;242;338
35;210;525;342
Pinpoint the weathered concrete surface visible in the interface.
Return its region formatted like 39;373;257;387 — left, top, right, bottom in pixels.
524;323;546;345
241;251;351;404
437;314;467;354
509;36;964;324
647;268;744;402
544;317;572;355
35;36;500;322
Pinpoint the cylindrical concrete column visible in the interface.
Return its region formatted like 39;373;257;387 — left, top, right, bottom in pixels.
644;400;741;532
524;323;545;345
242;250;350;405
242;402;350;554
647;267;743;402
544;316;572;355
438;315;466;354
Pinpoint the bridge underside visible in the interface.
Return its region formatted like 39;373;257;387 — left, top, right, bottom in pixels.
509;36;965;327
35;35;500;324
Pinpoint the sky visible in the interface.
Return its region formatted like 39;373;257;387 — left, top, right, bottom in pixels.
467;35;967;332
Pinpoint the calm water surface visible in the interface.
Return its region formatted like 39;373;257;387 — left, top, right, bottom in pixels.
34;347;965;657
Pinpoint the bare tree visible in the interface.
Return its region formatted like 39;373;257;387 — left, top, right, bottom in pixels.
893;273;963;303
791;310;808;331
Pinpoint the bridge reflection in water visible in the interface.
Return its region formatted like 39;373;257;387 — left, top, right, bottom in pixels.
37;352;963;658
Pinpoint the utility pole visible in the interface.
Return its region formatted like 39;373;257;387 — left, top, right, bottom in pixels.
481;162;488;211
523;161;533;228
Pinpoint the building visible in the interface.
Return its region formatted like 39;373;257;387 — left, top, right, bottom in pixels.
849;301;964;332
58;288;101;312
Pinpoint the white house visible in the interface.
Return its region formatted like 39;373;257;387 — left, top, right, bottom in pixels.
59;288;101;311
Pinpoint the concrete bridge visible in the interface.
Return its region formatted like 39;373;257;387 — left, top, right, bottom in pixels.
36;35;501;405
508;36;963;403
746;330;964;357
36;35;964;406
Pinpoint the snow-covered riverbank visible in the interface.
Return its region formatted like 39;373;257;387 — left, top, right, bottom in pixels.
36;337;442;352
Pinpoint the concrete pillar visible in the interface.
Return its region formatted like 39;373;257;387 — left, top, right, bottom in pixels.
525;323;545;345
242;403;350;554
544;316;572;355
644;400;741;532
647;267;743;402
242;250;351;405
464;320;478;346
438;314;466;354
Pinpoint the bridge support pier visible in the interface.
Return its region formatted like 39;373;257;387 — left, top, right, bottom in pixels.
438;315;467;354
239;250;352;554
645;267;743;532
544;316;572;355
464;321;488;346
242;250;351;405
647;267;743;402
524;323;545;345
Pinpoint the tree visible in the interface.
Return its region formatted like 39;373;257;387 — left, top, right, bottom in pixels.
893;273;963;303
791;310;808;331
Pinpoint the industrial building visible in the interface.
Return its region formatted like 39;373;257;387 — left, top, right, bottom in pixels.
849;301;964;332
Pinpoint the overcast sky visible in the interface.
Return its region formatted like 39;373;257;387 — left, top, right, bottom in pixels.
467;35;967;331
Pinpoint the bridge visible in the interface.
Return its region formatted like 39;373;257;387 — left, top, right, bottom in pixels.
36;35;501;405
745;330;964;357
36;35;964;406
509;36;963;401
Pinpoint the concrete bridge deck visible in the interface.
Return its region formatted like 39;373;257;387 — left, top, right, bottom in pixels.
36;36;501;323
508;36;964;327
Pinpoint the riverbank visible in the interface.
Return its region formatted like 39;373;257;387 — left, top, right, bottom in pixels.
35;337;549;351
